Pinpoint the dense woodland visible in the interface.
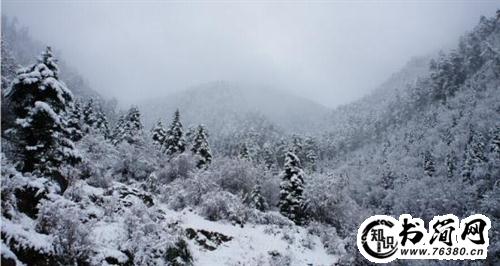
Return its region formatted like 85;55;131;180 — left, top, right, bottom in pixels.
1;13;499;266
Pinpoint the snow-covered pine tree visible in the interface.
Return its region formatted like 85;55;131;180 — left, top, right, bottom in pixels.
470;131;487;164
490;125;500;156
126;106;142;132
279;151;306;225
82;98;97;132
423;150;435;177
6;46;81;190
261;143;275;169
111;107;143;145
1;39;18;90
446;151;456;178
151;120;167;148
191;125;212;168
461;144;474;181
94;108;110;138
461;129;487;182
238;143;250;160
111;115;126;145
303;137;318;172
247;184;268;211
163;109;186;156
1;40;18;132
66;101;83;142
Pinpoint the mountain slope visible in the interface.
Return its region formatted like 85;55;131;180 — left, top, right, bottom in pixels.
140;81;329;136
1;16;102;100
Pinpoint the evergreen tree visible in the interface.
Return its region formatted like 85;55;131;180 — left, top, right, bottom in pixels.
238;143;250;160
1;39;18;91
423;150;435;177
66;101;83;142
490;126;500;156
1;40;18;132
461;130;487;182
461;145;474;181
6;46;81;190
151;120;167;148
381;160;394;190
446;151;456;178
279;151;306;225
470;131;487;164
303;137;318;172
275;138;288;166
163;109;185;155
247;184;268;211
111;106;143;145
82;98;97;132
191;125;212;168
94;109;110;138
261;143;276;169
111;115;126;145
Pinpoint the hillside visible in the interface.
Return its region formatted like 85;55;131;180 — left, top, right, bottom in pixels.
139;81;329;136
1;16;102;100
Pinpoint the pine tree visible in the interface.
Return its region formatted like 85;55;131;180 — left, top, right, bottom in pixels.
423;150;435;177
94;109;110;138
261;143;275;169
446;151;456;178
238;143;250;160
191;125;212;168
279;151;306;225
247;184;268;211
111;107;143;145
163;109;185;155
470;131;487;164
6;46;81;190
111;115;126;145
82;98;97;132
303;137;318;172
461;145;474;181
461;130;487;182
490;126;500;156
151;120;167;148
66;101;83;142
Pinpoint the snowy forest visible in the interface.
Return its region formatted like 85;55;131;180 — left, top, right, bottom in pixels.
1;6;500;266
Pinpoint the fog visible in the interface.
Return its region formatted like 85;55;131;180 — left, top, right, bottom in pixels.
1;1;497;107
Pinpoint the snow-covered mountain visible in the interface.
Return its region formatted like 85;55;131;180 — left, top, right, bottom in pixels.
139;81;329;135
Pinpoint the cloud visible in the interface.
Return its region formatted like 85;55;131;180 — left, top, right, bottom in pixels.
2;1;497;107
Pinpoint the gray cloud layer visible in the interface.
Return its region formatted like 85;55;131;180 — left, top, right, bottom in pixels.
2;1;497;107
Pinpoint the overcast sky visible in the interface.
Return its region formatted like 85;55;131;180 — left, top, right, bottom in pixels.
2;1;497;107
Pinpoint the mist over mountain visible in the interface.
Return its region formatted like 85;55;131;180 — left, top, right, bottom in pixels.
140;81;329;135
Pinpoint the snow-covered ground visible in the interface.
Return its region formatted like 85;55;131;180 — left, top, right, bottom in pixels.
162;207;337;266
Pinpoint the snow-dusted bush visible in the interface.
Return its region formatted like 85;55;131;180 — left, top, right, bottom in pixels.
121;203;191;265
392;176;472;222
307;222;346;257
113;140;157;182
304;173;369;236
201;157;279;208
247;210;293;226
77;134;118;188
1;156;59;264
199;190;248;224
162;174;218;210
36;196;92;265
205;157;260;195
156;152;197;184
267;250;292;266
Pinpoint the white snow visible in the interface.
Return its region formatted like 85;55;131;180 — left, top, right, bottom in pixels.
161;207;337;266
1;218;54;255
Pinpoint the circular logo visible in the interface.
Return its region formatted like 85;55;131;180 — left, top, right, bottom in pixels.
357;215;400;263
